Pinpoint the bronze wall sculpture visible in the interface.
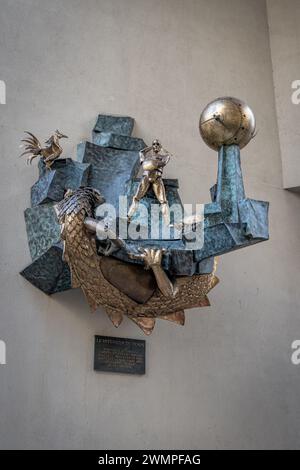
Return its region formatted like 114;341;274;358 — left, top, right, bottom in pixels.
20;98;269;335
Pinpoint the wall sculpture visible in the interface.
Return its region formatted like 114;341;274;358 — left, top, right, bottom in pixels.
20;97;269;335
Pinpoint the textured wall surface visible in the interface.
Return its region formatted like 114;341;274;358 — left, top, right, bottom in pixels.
0;0;300;449
267;0;300;189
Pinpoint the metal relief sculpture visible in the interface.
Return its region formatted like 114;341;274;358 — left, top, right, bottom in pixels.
20;97;269;335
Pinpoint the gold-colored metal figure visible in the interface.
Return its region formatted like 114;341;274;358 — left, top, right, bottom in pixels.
127;139;171;224
20;130;68;169
128;248;177;298
56;187;218;335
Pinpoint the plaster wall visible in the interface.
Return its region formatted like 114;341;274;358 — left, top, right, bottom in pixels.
267;0;300;189
0;0;299;449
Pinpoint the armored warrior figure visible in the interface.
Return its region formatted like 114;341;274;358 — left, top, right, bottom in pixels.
127;139;171;224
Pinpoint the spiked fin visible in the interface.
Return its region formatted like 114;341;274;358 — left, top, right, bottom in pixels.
105;307;123;327
83;289;98;312
209;276;219;290
198;295;210;307
158;310;185;325
129;316;156;335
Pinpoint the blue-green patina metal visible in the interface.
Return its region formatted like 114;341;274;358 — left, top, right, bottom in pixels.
20;114;269;294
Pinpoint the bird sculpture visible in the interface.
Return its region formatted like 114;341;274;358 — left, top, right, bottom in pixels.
20;130;68;169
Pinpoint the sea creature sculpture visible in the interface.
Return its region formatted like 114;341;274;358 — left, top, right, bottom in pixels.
55;187;218;335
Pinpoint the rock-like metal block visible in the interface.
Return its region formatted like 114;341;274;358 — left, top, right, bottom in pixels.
31;159;90;207
196;257;215;274
31;171;64;207
194;145;269;261
24;204;61;261
168;249;195;276
93;114;134;136
77;141;140;210
238;198;269;239
92;132;146;151
20;244;71;294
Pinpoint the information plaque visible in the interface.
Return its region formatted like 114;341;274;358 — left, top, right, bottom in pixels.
94;335;145;375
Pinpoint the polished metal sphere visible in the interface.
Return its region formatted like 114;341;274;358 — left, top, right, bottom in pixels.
199;97;256;151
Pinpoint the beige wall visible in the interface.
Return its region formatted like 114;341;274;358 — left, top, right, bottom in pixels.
0;0;300;449
267;0;300;189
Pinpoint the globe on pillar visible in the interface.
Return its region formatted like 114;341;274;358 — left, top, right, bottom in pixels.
199;97;256;151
